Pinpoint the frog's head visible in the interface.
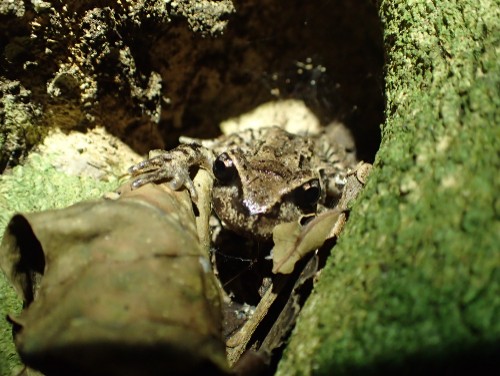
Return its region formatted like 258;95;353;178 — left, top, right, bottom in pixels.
211;150;322;240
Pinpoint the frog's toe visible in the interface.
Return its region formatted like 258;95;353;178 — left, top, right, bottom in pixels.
128;162;145;175
168;171;198;201
129;164;175;189
130;173;157;189
129;160;157;175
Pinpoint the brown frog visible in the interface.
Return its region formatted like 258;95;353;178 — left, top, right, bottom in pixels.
129;126;356;240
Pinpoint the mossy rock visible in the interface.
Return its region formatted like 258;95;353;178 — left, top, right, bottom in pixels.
277;0;500;374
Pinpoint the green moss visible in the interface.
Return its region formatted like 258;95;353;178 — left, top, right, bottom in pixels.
277;0;500;374
0;154;121;376
0;276;21;376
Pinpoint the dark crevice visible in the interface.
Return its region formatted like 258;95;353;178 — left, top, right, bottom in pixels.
124;0;384;162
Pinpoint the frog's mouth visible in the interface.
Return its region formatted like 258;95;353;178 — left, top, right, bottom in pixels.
213;190;317;241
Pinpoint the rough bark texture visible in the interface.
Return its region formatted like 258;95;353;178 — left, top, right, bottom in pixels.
276;0;500;374
0;0;235;168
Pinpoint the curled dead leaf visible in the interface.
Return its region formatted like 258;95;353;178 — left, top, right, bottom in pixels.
271;209;342;274
0;183;228;375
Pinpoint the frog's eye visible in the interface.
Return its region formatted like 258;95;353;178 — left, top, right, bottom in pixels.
213;153;237;183
295;179;321;208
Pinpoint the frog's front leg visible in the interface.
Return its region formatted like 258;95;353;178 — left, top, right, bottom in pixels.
129;143;215;200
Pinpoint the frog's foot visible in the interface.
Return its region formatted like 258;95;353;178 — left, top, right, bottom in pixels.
128;151;198;200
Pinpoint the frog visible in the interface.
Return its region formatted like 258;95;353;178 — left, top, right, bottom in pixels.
128;125;357;241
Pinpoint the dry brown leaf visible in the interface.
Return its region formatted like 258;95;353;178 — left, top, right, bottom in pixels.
0;183;228;375
272;209;342;274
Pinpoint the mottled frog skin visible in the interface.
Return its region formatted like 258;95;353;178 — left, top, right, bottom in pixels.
129;126;356;240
